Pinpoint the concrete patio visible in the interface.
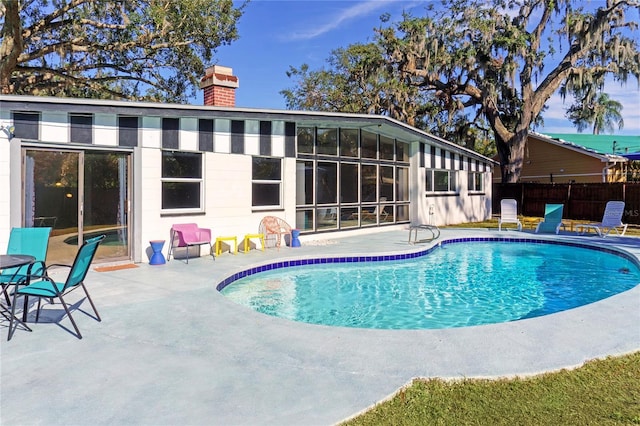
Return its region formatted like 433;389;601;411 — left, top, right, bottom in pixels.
1;227;639;425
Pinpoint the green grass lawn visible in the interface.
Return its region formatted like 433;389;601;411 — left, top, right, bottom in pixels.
343;352;640;425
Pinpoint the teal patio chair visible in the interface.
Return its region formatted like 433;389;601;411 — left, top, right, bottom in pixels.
535;204;565;234
1;227;52;306
8;235;105;340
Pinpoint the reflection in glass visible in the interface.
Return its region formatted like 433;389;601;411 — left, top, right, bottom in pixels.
397;204;410;221
361;164;377;202
380;166;394;201
296;209;314;231
24;149;130;264
316;207;337;230
380;204;394;223
361;130;377;159
340;128;358;157
340;163;359;203
296;161;314;205
317;161;337;204
317;128;338;156
396;167;409;201
340;207;359;228
297;127;314;154
380;135;394;160
396;142;409;162
434;170;450;191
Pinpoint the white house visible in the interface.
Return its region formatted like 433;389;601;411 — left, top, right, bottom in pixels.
0;67;495;265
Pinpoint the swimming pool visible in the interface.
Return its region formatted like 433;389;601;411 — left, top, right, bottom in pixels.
219;239;640;329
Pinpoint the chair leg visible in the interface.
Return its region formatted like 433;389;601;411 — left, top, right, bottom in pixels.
167;230;176;261
2;283;11;306
58;295;82;339
80;283;101;321
35;298;42;322
7;290;32;341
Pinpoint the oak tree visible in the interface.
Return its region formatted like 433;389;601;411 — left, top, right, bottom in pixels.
282;0;640;182
0;0;245;102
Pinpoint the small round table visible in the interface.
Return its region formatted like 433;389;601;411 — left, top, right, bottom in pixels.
0;254;36;333
149;240;166;265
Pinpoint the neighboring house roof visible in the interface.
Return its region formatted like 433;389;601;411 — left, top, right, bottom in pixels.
544;133;640;156
532;132;629;163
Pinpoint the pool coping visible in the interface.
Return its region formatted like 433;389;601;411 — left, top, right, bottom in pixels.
1;227;639;425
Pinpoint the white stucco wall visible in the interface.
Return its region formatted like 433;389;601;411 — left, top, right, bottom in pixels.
1;96;495;264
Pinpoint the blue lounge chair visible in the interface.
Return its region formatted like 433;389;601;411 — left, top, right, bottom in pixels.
8;235;105;340
1;227;52;306
535;204;565;234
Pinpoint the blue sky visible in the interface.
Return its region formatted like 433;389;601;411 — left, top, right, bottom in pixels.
196;0;640;136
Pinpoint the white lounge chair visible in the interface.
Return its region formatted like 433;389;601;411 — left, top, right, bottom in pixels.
576;201;628;237
498;199;522;231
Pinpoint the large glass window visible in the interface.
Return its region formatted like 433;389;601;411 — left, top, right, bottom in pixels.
361;164;378;202
296;160;314;205
297;127;314;154
426;169;457;192
340;128;359;157
161;151;202;211
380;166;394;201
317;128;338;156
252;157;282;207
317;161;337;204
396;142;409;163
295;125;411;232
380;135;394;160
396;167;409;201
361;130;377;159
340;163;359;203
468;171;484;192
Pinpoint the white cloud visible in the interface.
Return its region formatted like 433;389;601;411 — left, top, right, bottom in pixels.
287;0;409;40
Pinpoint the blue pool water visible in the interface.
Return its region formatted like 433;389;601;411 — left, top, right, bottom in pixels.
220;241;640;329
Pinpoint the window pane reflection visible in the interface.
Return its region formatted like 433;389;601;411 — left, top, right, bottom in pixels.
296;161;314;205
340;128;358;157
340;163;358;203
317;161;337;204
317;128;338;156
361;164;377;202
361;130;377;159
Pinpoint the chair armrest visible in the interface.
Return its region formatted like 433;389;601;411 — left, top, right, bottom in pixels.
44;263;72;273
197;228;212;242
26;260;49;279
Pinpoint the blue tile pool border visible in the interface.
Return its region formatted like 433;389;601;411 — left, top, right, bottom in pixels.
216;237;640;291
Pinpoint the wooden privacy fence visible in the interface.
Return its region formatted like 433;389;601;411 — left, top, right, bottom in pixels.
493;183;640;225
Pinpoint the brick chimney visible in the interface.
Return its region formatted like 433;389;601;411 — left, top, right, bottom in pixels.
200;65;239;107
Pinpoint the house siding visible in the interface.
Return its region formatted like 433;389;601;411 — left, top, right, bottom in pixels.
493;134;626;183
0;95;494;263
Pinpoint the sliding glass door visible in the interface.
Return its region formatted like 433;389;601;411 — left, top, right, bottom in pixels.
23;149;131;264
